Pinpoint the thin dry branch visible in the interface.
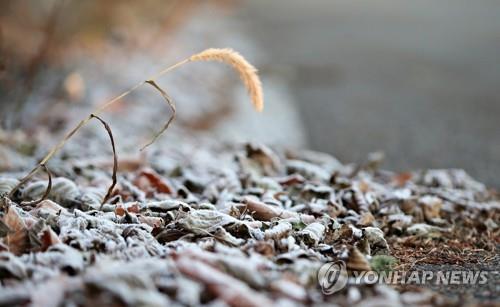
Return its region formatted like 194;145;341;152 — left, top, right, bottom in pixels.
90;114;117;206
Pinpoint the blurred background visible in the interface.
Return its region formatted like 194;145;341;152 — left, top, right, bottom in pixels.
1;0;499;186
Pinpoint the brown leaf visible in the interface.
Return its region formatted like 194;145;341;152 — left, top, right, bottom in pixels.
277;174;305;186
138;215;164;228
346;247;371;272
40;226;61;251
393;172;413;186
126;203;141;214
248;241;275;258
30;199;66;217
0;220;10;237
242;198;315;222
134;168;173;195
2;206;29;255
358;212;375;226
114;204;126;216
419;196;442;221
174;255;273;307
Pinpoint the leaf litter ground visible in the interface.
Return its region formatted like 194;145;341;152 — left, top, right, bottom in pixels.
0;130;498;306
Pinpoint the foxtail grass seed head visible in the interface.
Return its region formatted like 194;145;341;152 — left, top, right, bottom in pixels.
189;48;264;112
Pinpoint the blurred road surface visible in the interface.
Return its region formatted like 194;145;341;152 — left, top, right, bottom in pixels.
235;0;500;186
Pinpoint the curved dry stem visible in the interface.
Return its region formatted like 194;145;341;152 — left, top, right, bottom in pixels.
20;164;52;207
14;48;263;204
90;114;118;206
140;80;176;151
8;165;42;200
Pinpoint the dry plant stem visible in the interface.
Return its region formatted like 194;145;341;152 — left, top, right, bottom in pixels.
8;166;41;200
140;80;176;151
9;74;166;197
9;49;263;198
20;164;52;207
90;114;117;206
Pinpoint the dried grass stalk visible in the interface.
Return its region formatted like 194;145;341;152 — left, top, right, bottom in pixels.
90;114;117;206
189;48;264;112
10;164;52;207
9;48;263;199
141;80;176;151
